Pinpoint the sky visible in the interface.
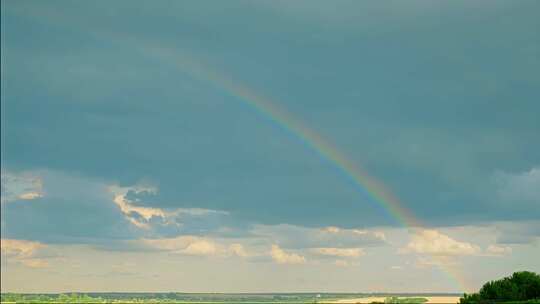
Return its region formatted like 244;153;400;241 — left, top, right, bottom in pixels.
1;0;539;293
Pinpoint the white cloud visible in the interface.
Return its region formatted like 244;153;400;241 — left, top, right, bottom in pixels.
1;171;43;204
310;247;364;258
270;244;306;265
109;184;228;229
141;236;206;253
18;192;42;200
245;225;386;265
109;184;165;229
323;226;341;233
485;245;512;257
401;229;480;256
1;239;44;258
373;231;387;241
1;239;49;268
180;239;218;256
251;224;386;250
140;236;250;259
229;243;249;258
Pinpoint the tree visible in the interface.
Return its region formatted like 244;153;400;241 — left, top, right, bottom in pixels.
461;271;540;303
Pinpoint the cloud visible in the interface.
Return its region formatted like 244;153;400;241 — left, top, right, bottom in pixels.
129;224;379;263
495;220;540;244
400;227;514;262
17;192;42;200
1;239;45;258
1;239;49;268
1;170;241;246
180;239;218;256
3;0;540;236
401;229;480;256
323;226;341;233
109;184;230;233
310;247;364;258
251;224;386;250
140;236;250;258
485;245;512;257
270;245;306;265
229;243;249;258
242;225;383;264
20;259;50;268
414;256;458;268
494;167;540;204
109;184;167;229
141;236;201;252
334;260;349;267
1;170;137;244
1;171;43;204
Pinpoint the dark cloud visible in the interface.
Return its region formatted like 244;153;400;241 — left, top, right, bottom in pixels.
1;171;137;243
496;221;540;245
2;0;540;244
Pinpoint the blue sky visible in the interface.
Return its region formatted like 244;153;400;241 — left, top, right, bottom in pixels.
1;0;539;293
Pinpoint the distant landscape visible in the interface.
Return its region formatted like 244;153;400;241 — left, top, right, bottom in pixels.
0;292;461;303
2;272;539;303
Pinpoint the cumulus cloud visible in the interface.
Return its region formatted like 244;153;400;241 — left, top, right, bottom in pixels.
141;236;207;253
322;226;341;233
109;184;166;229
140;236;250;258
1;239;49;268
1;239;45;258
229;243;249;258
1;171;43;204
251;224;386;250
401;229;480;256
270;244;306;265
310;247;364;258
109;184;229;231
180;239;218;256
246;225;383;265
401;228;515;263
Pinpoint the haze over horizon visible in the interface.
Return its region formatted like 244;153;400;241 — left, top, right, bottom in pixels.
1;0;539;294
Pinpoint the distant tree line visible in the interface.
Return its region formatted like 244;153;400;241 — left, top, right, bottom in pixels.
460;271;540;303
383;297;428;303
0;293;103;303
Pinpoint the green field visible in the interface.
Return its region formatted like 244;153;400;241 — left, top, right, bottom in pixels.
0;293;454;304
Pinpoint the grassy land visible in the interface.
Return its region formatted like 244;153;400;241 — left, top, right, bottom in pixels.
0;293;458;304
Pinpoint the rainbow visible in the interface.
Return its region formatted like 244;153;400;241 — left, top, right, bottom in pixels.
146;47;470;293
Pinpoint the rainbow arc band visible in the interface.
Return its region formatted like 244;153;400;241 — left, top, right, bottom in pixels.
146;47;469;293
